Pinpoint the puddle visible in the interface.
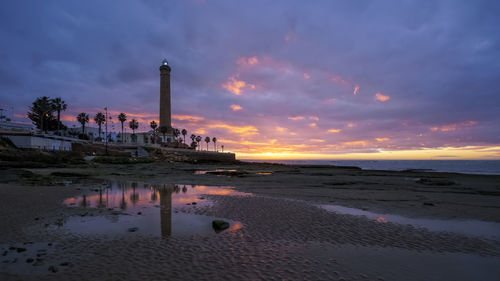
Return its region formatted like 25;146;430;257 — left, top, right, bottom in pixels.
0;242;64;275
317;204;500;239
62;183;249;238
194;169;237;175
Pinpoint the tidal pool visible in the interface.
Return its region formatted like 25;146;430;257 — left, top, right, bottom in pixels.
62;182;249;238
318;204;500;239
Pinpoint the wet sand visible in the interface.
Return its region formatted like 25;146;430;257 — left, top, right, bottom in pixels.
0;161;499;280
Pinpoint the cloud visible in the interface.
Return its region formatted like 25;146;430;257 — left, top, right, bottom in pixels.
230;104;242;111
288;116;305;121
327;129;341;133
221;76;255;95
207;123;258;136
309;116;319;121
308;123;317;127
430;121;477;132
375;137;390;142
375;93;390;102
237;56;259;66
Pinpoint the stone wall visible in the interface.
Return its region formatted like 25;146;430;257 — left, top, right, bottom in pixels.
145;147;236;163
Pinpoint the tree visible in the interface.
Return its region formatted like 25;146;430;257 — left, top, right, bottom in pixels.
129;119;138;134
118;112;127;142
205;136;210;151
27;96;56;133
181;129;187;144
94;112;106;140
77;112;89;135
150;121;158;144
173;128;180;141
212;137;217;152
51;97;67;134
195;135;202;151
159;126;169;142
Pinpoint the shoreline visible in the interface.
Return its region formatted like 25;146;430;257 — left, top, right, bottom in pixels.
1;160;500;280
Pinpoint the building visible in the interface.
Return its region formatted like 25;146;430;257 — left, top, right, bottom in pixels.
159;59;174;142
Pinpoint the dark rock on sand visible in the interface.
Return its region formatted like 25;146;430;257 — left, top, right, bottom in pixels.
128;227;139;232
212;220;230;232
16;247;26;253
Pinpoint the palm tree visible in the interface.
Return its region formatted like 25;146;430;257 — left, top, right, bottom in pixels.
129;119;139;134
77;112;89;135
195;135;202;151
118;113;127;142
51;97;67;134
212;137;217;152
173;128;180;141
150;121;158;144
94;112;106;140
181;129;187;143
205;136;210;151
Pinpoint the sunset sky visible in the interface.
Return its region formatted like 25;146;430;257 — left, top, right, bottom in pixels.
1;0;499;159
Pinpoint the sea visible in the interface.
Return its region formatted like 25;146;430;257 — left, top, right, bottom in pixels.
241;160;500;175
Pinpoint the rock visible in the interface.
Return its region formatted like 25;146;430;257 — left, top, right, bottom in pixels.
212;220;230;232
47;243;52;246
16;247;27;253
128;227;139;232
192;202;197;205
34;217;40;220
423;202;434;206
2;251;7;256
26;258;34;263
48;265;58;273
137;212;142;215
60;262;71;267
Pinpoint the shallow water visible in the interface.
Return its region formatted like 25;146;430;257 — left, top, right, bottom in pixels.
62;182;248;238
318;204;500;238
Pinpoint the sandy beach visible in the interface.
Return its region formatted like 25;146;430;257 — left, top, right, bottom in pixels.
1;161;499;280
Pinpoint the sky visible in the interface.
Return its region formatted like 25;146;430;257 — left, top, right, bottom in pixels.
1;0;499;159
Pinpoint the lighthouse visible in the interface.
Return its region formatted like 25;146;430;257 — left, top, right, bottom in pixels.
159;59;172;134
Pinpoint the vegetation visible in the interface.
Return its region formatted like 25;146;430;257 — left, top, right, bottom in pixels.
94;112;105;140
205;136;210;151
150;121;158;143
195;136;202;151
118;112;127;142
212;137;217;151
51;97;67;134
77;112;89;135
181;129;187;143
27;96;66;132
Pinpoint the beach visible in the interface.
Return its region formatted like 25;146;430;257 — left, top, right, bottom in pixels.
1;161;500;280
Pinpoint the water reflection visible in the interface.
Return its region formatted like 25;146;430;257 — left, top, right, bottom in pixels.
63;182;249;238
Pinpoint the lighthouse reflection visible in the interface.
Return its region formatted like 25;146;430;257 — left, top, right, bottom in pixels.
63;181;249;237
159;184;173;237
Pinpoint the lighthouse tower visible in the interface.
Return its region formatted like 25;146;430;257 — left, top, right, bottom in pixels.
159;59;172;140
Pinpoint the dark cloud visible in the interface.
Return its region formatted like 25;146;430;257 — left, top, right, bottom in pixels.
0;0;499;156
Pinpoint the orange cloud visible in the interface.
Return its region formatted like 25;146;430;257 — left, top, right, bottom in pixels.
308;123;317;127
172;114;204;122
221;76;254;95
207;123;258;136
276;126;287;132
342;140;368;147
430;121;478;132
329;74;348;85
375;93;390;102
288;116;305;121
309;116;319;121
375;137;390;142
327;129;341;133
194;128;206;134
347;123;355;128
303;73;311;79
310;139;325;143
353;85;360;95
230;104;243;111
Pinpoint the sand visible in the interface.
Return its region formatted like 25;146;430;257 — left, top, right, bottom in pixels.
0;161;499;280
